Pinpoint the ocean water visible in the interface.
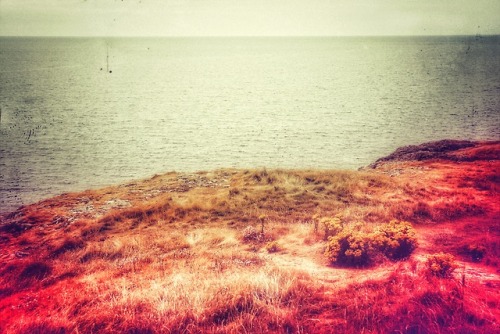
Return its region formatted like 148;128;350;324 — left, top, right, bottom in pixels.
1;36;499;212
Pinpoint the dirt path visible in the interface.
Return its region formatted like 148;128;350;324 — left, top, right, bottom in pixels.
268;252;401;288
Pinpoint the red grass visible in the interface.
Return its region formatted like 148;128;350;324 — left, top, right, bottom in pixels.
0;141;498;333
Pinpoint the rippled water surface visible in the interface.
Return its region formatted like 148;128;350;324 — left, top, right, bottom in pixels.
1;36;499;212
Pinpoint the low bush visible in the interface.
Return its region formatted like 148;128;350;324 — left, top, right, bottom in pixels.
325;220;418;266
324;223;372;266
373;220;418;260
426;252;458;278
319;215;343;241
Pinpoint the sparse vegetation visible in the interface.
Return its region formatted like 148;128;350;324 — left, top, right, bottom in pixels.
0;141;498;333
242;225;264;242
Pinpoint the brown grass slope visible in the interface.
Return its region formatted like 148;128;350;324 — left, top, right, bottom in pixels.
0;140;499;333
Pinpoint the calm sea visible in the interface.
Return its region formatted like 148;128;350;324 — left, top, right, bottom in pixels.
1;36;499;212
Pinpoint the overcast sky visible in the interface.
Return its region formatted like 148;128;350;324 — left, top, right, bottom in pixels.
1;0;499;37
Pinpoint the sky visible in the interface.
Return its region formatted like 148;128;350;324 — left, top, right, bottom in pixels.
1;0;499;37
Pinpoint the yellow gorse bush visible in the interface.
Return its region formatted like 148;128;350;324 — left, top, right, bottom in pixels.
373;220;418;260
324;220;418;266
426;252;458;278
324;223;372;266
320;215;343;240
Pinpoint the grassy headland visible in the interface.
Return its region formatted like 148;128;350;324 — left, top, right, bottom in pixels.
0;140;499;333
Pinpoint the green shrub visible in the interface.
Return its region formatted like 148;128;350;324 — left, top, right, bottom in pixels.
373;220;417;260
325;224;372;266
426;253;458;278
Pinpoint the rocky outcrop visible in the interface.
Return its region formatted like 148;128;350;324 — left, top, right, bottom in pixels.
369;140;499;168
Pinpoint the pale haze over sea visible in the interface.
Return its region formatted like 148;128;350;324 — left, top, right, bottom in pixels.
0;36;499;212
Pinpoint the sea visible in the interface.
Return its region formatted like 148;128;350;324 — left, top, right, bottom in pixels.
1;36;499;213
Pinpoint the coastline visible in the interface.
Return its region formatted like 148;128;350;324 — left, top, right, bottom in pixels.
1;140;499;333
2;139;498;221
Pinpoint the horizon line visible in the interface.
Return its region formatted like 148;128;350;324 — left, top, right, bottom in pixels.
0;33;498;39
